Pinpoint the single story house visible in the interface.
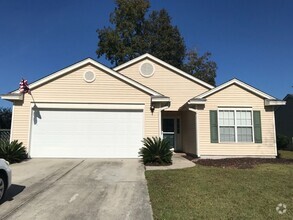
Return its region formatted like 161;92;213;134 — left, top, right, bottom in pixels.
1;54;286;158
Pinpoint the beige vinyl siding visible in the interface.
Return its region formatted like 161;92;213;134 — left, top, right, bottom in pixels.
181;110;197;155
118;59;209;111
11;64;159;149
11;101;31;146
198;84;277;156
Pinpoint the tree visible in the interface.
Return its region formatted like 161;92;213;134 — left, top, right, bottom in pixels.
96;0;217;85
0;107;12;129
183;50;217;86
97;0;149;66
143;9;185;68
96;0;185;68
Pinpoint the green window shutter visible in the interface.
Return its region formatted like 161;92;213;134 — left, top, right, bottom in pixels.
253;111;262;143
210;110;218;143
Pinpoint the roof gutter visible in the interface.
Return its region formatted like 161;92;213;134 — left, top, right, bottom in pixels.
188;98;206;105
1;93;23;102
265;99;286;106
151;96;170;103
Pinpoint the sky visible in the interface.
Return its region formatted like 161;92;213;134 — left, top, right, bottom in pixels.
0;0;292;108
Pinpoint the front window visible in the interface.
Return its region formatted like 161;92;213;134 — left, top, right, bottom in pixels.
219;109;253;143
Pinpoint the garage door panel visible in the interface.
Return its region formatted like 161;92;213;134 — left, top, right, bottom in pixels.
30;109;143;158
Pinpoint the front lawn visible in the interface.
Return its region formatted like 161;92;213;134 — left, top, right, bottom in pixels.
146;163;293;219
279;150;293;159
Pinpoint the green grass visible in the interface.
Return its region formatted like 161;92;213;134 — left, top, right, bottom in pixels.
279;150;293;159
146;164;293;220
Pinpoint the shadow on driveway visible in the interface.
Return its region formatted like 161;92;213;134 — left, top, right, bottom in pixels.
0;184;26;205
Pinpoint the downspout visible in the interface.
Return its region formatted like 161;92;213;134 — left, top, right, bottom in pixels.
272;109;278;157
9;104;15;142
188;108;200;157
158;105;170;137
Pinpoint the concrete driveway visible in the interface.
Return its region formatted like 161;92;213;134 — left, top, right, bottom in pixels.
0;159;153;220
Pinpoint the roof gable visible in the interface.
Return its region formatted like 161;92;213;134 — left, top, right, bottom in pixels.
284;94;293;100
10;58;162;96
113;53;214;89
195;78;276;100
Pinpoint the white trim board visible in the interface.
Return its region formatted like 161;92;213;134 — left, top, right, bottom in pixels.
195;78;276;100
264;99;286;106
1;94;23;101
188;99;206;105
10;58;162;97
113;53;214;89
31;102;145;110
151;97;170;103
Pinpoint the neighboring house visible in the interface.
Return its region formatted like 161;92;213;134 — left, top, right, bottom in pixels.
1;54;286;158
275;94;293;147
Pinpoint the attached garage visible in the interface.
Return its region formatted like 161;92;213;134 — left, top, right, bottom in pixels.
29;105;144;158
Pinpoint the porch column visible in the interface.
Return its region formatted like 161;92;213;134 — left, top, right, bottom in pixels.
188;108;200;157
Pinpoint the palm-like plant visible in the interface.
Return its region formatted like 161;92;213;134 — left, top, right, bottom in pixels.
139;137;172;165
0;140;28;163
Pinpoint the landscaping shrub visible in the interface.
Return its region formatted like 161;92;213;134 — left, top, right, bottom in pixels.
139;137;172;165
277;134;290;150
0;140;28;163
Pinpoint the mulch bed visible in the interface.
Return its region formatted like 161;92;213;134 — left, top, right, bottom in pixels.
188;157;293;169
145;162;172;166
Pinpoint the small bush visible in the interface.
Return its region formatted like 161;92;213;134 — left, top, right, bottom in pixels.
277;134;290;150
139;137;172;165
0;140;28;163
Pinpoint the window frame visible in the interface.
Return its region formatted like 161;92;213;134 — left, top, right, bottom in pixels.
217;108;254;143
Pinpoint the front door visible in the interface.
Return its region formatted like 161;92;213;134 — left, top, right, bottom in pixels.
162;118;181;150
162;118;175;148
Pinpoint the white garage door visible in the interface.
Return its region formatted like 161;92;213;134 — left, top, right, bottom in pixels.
30;108;143;158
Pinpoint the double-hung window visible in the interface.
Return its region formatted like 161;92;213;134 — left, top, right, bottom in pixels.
218;109;253;143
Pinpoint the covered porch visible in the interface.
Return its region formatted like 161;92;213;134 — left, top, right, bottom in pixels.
161;110;199;156
152;96;202;157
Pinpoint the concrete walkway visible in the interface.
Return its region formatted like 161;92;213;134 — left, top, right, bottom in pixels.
145;153;195;171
